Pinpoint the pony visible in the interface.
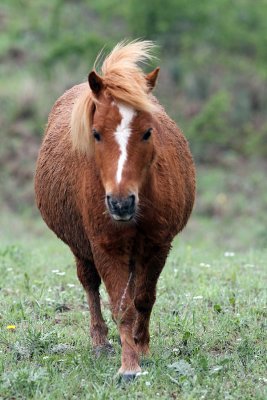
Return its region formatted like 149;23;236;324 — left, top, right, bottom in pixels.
35;40;196;379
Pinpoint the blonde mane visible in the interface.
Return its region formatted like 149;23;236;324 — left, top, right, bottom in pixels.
71;40;157;154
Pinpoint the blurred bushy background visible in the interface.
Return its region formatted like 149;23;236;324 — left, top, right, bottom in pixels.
0;0;266;249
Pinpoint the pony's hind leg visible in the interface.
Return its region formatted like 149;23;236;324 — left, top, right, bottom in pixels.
76;257;112;353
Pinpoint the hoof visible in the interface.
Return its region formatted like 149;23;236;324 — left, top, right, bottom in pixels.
121;374;136;382
120;373;137;382
93;342;114;357
117;365;141;383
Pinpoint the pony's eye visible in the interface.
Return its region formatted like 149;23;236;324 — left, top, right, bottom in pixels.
93;129;101;141
142;128;152;141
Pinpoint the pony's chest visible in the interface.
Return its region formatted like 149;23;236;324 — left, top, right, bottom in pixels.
94;228;136;258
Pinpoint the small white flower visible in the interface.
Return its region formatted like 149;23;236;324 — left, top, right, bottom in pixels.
244;264;255;268
193;296;203;300
56;272;65;276
136;370;149;377
7;268;13;272
52;269;59;273
211;366;223;372
67;283;75;288
45;298;55;302
145;381;151;386
199;263;211;268
224;252;235;257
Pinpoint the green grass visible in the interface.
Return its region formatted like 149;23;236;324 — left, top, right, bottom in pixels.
0;214;266;400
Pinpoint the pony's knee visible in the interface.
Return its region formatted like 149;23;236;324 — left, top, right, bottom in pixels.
77;260;101;291
134;293;155;313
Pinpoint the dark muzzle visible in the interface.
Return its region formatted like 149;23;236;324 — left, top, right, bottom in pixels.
106;195;136;221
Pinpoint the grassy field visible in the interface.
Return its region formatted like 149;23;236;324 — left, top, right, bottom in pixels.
1;2;267;398
0;208;266;400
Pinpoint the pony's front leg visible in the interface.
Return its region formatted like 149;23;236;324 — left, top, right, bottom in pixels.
133;268;158;356
133;286;156;356
117;306;141;377
97;256;141;377
133;245;170;355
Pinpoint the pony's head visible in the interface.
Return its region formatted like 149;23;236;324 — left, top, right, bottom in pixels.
71;40;160;222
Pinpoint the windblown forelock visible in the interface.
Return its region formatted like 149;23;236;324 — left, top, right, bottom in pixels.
70;40;158;155
99;40;158;113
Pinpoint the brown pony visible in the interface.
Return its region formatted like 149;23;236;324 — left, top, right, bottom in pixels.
35;40;195;379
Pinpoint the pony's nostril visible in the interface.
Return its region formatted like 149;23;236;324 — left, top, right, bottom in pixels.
128;194;135;207
106;195;115;211
107;195;118;210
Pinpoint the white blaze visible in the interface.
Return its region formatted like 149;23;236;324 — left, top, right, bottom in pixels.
114;103;135;184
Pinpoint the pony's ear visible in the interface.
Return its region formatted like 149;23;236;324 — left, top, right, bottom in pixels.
88;71;103;96
146;67;160;91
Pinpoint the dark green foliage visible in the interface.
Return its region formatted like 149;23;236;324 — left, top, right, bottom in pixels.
123;0;267;160
0;0;267;210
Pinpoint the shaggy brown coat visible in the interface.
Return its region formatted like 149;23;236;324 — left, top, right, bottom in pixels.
35;40;196;377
